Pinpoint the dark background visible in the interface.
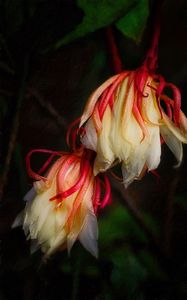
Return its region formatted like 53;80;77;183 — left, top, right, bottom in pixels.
0;0;187;299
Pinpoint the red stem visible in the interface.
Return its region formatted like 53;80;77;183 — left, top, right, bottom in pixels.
106;26;123;74
143;0;164;71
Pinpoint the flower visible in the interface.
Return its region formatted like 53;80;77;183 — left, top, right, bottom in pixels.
80;66;187;187
13;149;111;258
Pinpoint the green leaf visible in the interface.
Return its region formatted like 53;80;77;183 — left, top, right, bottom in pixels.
115;0;149;42
54;0;137;48
99;203;147;249
138;250;168;280
141;211;159;236
110;247;147;297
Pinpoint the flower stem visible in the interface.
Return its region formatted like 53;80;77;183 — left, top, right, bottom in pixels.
143;0;165;71
105;26;123;74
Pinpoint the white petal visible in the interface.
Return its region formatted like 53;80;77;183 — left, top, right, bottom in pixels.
35;209;56;245
80;74;119;127
30;240;40;254
44;230;67;257
94;106;115;174
122;164;136;188
162;112;187;143
110;78;133;162
146;127;161;170
81;118;98;151
67;178;96;255
79;212;98;258
123;114;143;144
122;138;149;187
122;153;146;188
23;187;36;202
22;178;57;243
160;125;183;166
142;79;161;124
12;210;24;228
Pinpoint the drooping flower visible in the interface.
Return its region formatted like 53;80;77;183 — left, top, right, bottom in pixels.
13;149;111;258
79;66;187;187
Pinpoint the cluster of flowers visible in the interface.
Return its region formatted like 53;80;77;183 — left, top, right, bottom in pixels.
13;26;187;259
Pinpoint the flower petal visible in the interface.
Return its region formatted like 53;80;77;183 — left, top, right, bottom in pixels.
94;106;115;174
146;127;161;170
79;211;98;258
142;82;161;125
160;125;183;166
162;112;187;143
23;187;36;202
81;119;98;151
80;74;119;127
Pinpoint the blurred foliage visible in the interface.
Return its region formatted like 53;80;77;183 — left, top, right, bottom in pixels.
54;0;149;48
99;204;147;248
116;0;149;42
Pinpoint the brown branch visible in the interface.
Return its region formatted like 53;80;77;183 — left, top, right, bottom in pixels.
0;57;29;200
27;87;68;131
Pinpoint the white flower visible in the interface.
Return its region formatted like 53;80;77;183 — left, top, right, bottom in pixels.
80;69;187;187
13;151;111;258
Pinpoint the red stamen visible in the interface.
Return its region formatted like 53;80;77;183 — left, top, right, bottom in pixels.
98;72;129;119
92;102;102;132
98;87;109;113
100;175;111;209
106;26;123;74
26;149;63;181
165;103;173;119
150;169;160;182
38;153;56;175
110;170;123;182
66;117;81;148
93;177;101;214
109;93;115;108
50;156;90;201
165;83;181;126
155;74;165;97
67;168;92;230
135;68;149;99
135;71;149;116
132;99;149;141
55;155;78;197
